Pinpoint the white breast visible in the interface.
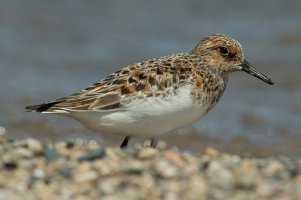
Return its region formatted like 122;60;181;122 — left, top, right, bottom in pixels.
69;85;211;136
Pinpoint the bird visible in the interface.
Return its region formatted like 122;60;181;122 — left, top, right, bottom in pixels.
26;34;274;148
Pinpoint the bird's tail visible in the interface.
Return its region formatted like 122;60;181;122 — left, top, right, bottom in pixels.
25;101;61;113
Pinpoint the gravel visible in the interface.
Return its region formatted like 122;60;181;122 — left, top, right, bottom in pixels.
0;136;300;200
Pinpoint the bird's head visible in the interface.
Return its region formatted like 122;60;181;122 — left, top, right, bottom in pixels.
192;34;274;85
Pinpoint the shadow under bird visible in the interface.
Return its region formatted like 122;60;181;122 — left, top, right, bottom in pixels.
26;34;274;148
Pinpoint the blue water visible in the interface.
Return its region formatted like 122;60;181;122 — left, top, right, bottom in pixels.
1;0;300;156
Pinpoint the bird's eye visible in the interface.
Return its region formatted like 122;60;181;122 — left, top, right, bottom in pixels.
219;46;229;55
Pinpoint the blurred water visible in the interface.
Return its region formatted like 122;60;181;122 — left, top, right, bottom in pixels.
1;0;300;156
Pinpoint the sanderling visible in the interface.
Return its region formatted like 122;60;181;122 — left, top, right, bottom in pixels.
26;34;274;148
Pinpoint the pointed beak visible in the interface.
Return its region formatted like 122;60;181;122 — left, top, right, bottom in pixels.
240;60;274;85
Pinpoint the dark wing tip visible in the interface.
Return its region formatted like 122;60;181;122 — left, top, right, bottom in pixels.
25;101;61;112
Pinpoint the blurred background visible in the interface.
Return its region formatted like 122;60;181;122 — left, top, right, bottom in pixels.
0;0;300;157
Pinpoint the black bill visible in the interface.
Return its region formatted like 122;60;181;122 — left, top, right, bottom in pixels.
241;60;274;85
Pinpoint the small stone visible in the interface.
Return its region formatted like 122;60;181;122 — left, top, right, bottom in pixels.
44;149;61;162
0;126;6;136
77;148;105;161
279;157;300;177
162;150;186;167
263;161;288;179
204;147;220;158
153;159;178;178
121;160;145;174
14;147;33;159
75;170;98;182
256;182;275;197
236;170;257;190
26;138;44;154
206;160;234;189
33;168;46;179
59;165;72;178
157;141;167;150
137;147;159;159
87;140;100;150
98;180;116;195
93;159;118;176
18;159;35;169
59;188;74;199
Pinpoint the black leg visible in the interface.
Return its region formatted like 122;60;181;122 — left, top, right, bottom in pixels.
150;137;158;148
120;136;131;148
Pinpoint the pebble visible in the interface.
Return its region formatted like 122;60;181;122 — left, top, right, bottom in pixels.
203;147;220;158
77;148;105;161
13;147;33;159
74;170;98;182
153;159;178;178
162;150;187;167
0;126;6;136
137;147;159;159
33;168;46;179
263;160;288;179
120;160;145;174
98;179;117;195
59;165;72;178
44;149;61;162
26;138;44;154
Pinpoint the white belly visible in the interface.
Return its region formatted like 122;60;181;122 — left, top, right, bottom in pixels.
68;85;211;137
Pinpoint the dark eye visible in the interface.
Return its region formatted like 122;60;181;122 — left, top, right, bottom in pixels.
219;46;229;55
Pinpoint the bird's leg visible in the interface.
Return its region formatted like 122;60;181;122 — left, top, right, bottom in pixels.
150;137;158;148
120;136;131;148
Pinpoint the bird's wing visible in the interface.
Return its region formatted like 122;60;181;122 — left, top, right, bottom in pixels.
26;53;195;113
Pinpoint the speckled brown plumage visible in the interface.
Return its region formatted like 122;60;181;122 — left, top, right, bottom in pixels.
43;53;209;111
